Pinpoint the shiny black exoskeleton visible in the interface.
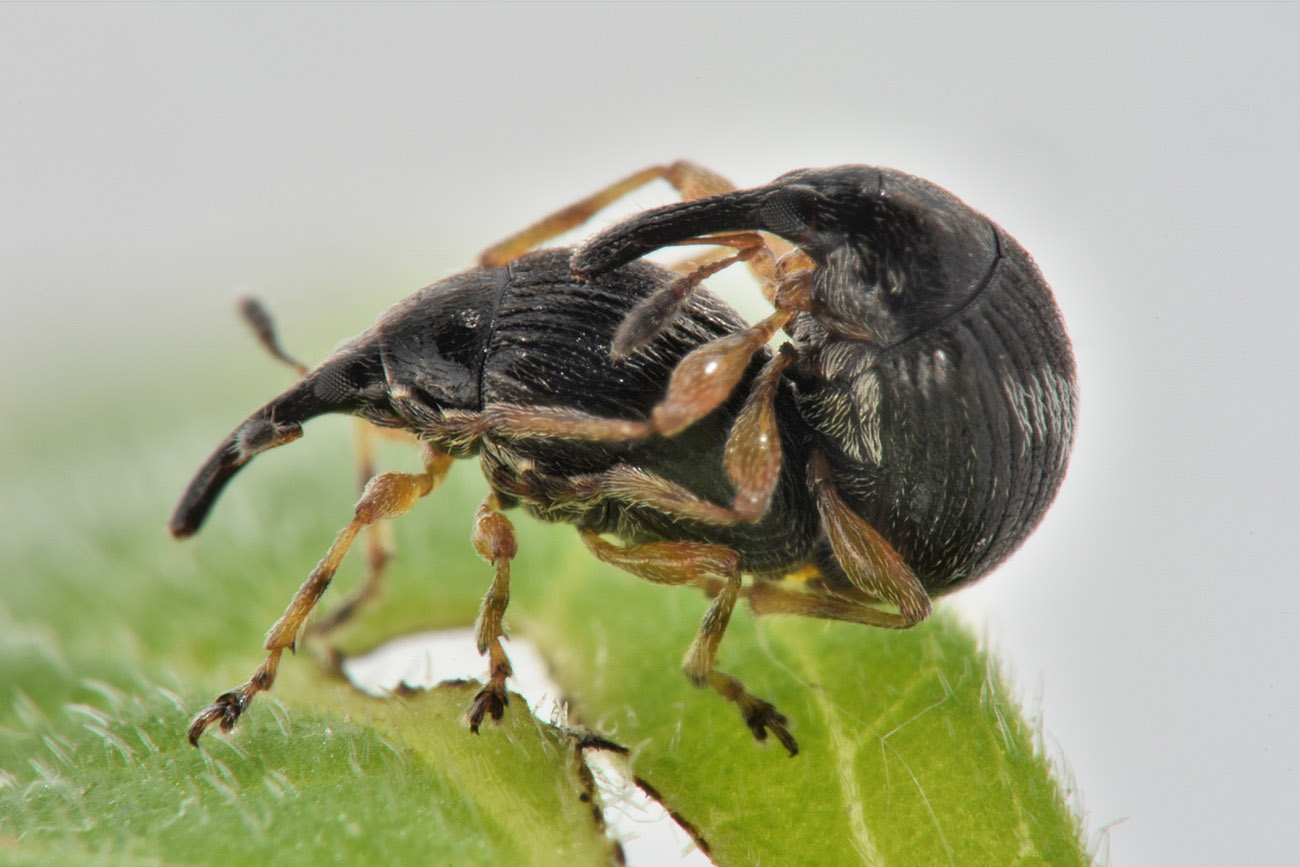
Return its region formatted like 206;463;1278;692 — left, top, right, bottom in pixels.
573;165;1077;596
174;163;1076;756
174;248;817;751
172;250;813;567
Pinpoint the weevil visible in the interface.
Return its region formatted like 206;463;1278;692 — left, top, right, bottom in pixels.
173;162;1076;755
572;163;1077;606
174;247;816;753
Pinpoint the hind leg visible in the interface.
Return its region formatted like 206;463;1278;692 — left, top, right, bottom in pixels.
467;344;795;525
580;530;798;755
478;161;738;267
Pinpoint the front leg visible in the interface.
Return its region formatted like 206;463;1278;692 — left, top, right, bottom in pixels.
236;298;416;647
187;445;452;745
606;257;813;439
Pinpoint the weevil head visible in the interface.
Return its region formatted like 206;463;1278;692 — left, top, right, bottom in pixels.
573;165;1000;348
169;269;498;538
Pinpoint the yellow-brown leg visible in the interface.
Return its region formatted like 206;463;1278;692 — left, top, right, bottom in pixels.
580;530;797;754
808;451;931;627
650;307;793;436
609;231;780;359
478;301;794;447
608;256;815;439
467;493;519;730
579;528;738;587
478;161;737;267
723;345;795;521
746;581;924;629
305;420;399;640
187;445;453;745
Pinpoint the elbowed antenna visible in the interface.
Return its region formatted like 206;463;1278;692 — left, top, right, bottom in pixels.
168;345;378;538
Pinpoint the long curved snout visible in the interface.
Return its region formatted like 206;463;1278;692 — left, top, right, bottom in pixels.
168;345;380;539
168;411;305;539
571;188;770;277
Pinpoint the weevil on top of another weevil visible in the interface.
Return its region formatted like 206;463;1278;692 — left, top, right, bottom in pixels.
572;164;1077;611
172;161;1075;757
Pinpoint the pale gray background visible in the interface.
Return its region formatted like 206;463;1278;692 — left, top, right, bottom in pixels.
3;4;1296;865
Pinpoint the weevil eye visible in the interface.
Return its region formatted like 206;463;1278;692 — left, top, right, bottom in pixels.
759;185;824;243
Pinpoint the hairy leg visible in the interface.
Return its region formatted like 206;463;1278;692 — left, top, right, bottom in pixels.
187;445;453;744
580;530;798;755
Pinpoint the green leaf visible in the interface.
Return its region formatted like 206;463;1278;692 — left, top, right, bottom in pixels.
518;542;1089;866
1;327;1089;865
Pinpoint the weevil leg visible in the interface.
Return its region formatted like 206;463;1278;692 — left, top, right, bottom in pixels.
578;528;739;587
304;420;398;642
187;444;453;745
484;433;779;531
806;451;931;627
721;344;795;522
478;405;657;442
606;223;815;363
590;330;789;518
467;493;519;731
609;231;779;359
648;307;793;436
476;307;792;447
484;443;748;530
746;581;925;629
624;262;813;438
478;160;737;267
579;530;797;755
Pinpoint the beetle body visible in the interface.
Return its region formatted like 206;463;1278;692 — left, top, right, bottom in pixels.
175;248;818;751
173;249;815;570
466;253;816;571
574;165;1077;596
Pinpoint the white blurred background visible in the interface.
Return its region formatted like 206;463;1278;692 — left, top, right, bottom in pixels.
3;4;1297;864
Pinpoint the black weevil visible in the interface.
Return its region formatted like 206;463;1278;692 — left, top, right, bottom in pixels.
173;163;1076;755
174;247;816;753
573;163;1077;608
